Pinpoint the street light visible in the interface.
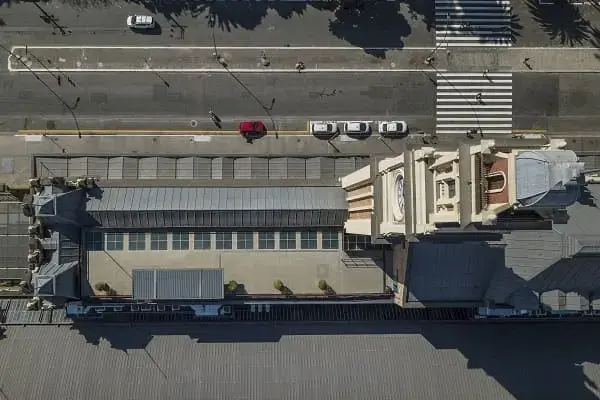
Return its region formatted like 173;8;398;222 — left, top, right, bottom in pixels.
1;44;82;138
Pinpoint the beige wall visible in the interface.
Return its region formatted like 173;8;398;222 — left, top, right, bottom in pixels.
84;249;385;297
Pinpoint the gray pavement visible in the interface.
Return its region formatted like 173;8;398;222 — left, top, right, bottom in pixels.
447;47;600;73
9;46;441;72
0;0;435;49
0;72;437;133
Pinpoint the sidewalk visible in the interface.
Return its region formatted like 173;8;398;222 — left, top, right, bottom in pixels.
8;46;444;72
447;47;600;73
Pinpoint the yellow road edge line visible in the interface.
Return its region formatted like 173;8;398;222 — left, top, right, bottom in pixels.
511;129;547;133
17;129;308;135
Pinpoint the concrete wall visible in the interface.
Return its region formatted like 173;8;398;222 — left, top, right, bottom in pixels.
84;249;386;297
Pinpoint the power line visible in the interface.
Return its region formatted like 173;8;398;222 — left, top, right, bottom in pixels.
1;44;82;138
208;13;279;138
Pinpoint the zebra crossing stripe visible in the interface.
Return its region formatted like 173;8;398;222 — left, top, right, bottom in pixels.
435;72;513;135
435;0;513;47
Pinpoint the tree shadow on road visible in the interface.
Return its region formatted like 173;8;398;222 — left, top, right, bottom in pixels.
526;0;591;46
313;1;411;58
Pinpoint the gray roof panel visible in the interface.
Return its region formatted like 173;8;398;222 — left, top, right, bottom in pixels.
132;268;224;300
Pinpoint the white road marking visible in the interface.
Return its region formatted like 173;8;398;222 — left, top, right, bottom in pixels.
7;67;447;73
435;72;513;135
10;45;435;50
435;0;513;48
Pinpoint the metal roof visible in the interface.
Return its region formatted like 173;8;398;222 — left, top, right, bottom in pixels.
406;241;504;303
132;268;224;300
35;261;78;298
86;187;348;228
515;150;584;208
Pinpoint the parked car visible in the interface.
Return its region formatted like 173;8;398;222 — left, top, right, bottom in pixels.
378;121;408;136
239;121;267;136
310;121;338;136
127;15;156;29
343;121;371;135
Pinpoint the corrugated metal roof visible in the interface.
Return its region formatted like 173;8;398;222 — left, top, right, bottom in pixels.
132;268;224;300
86;187;347;228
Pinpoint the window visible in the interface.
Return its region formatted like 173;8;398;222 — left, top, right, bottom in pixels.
128;232;146;251
237;232;254;250
279;231;296;249
215;232;233;249
85;231;103;251
105;233;124;251
344;233;373;251
322;231;340;250
172;232;189;250
300;231;318;249
150;232;168;250
258;232;275;249
194;232;211;250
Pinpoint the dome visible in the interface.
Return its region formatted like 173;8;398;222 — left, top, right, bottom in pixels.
516;150;584;208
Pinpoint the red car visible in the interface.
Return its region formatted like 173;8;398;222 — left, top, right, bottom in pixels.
239;121;266;136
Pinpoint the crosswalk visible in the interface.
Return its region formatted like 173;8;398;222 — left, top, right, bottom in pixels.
435;0;513;47
435;72;513;135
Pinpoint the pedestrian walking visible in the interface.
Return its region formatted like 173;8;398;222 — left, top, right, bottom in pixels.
295;61;305;72
475;92;483;103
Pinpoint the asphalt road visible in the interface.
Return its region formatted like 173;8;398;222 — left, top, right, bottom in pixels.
513;73;600;134
0;0;435;49
0;71;437;132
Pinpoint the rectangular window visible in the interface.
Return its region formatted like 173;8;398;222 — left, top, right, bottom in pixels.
258;232;275;249
85;231;103;251
279;231;296;250
194;232;211;250
237;232;254;250
322;231;340;250
106;233;124;251
300;231;318;249
344;233;374;251
215;232;233;249
172;232;189;250
150;232;168;250
128;232;146;251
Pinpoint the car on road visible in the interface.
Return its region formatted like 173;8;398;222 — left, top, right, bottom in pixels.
239;121;267;136
127;15;156;29
378;121;408;136
343;121;371;135
310;121;338;136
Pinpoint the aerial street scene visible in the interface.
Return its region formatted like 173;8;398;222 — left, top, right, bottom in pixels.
1;0;600;398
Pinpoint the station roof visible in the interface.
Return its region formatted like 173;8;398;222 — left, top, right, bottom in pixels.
85;186;348;228
405;185;600;310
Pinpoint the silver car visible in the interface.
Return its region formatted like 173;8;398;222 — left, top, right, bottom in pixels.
343;121;371;135
310;121;338;135
127;15;155;29
378;121;408;136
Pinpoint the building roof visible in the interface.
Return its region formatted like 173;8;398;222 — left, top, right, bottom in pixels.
132;268;224;300
36;261;78;298
406;185;600;310
0;201;29;279
0;322;599;400
515;150;584;208
406;239;504;303
86;187;348;228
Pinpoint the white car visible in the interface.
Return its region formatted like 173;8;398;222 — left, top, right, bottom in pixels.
127;15;155;29
343;121;371;135
378;121;408;136
310;121;338;135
